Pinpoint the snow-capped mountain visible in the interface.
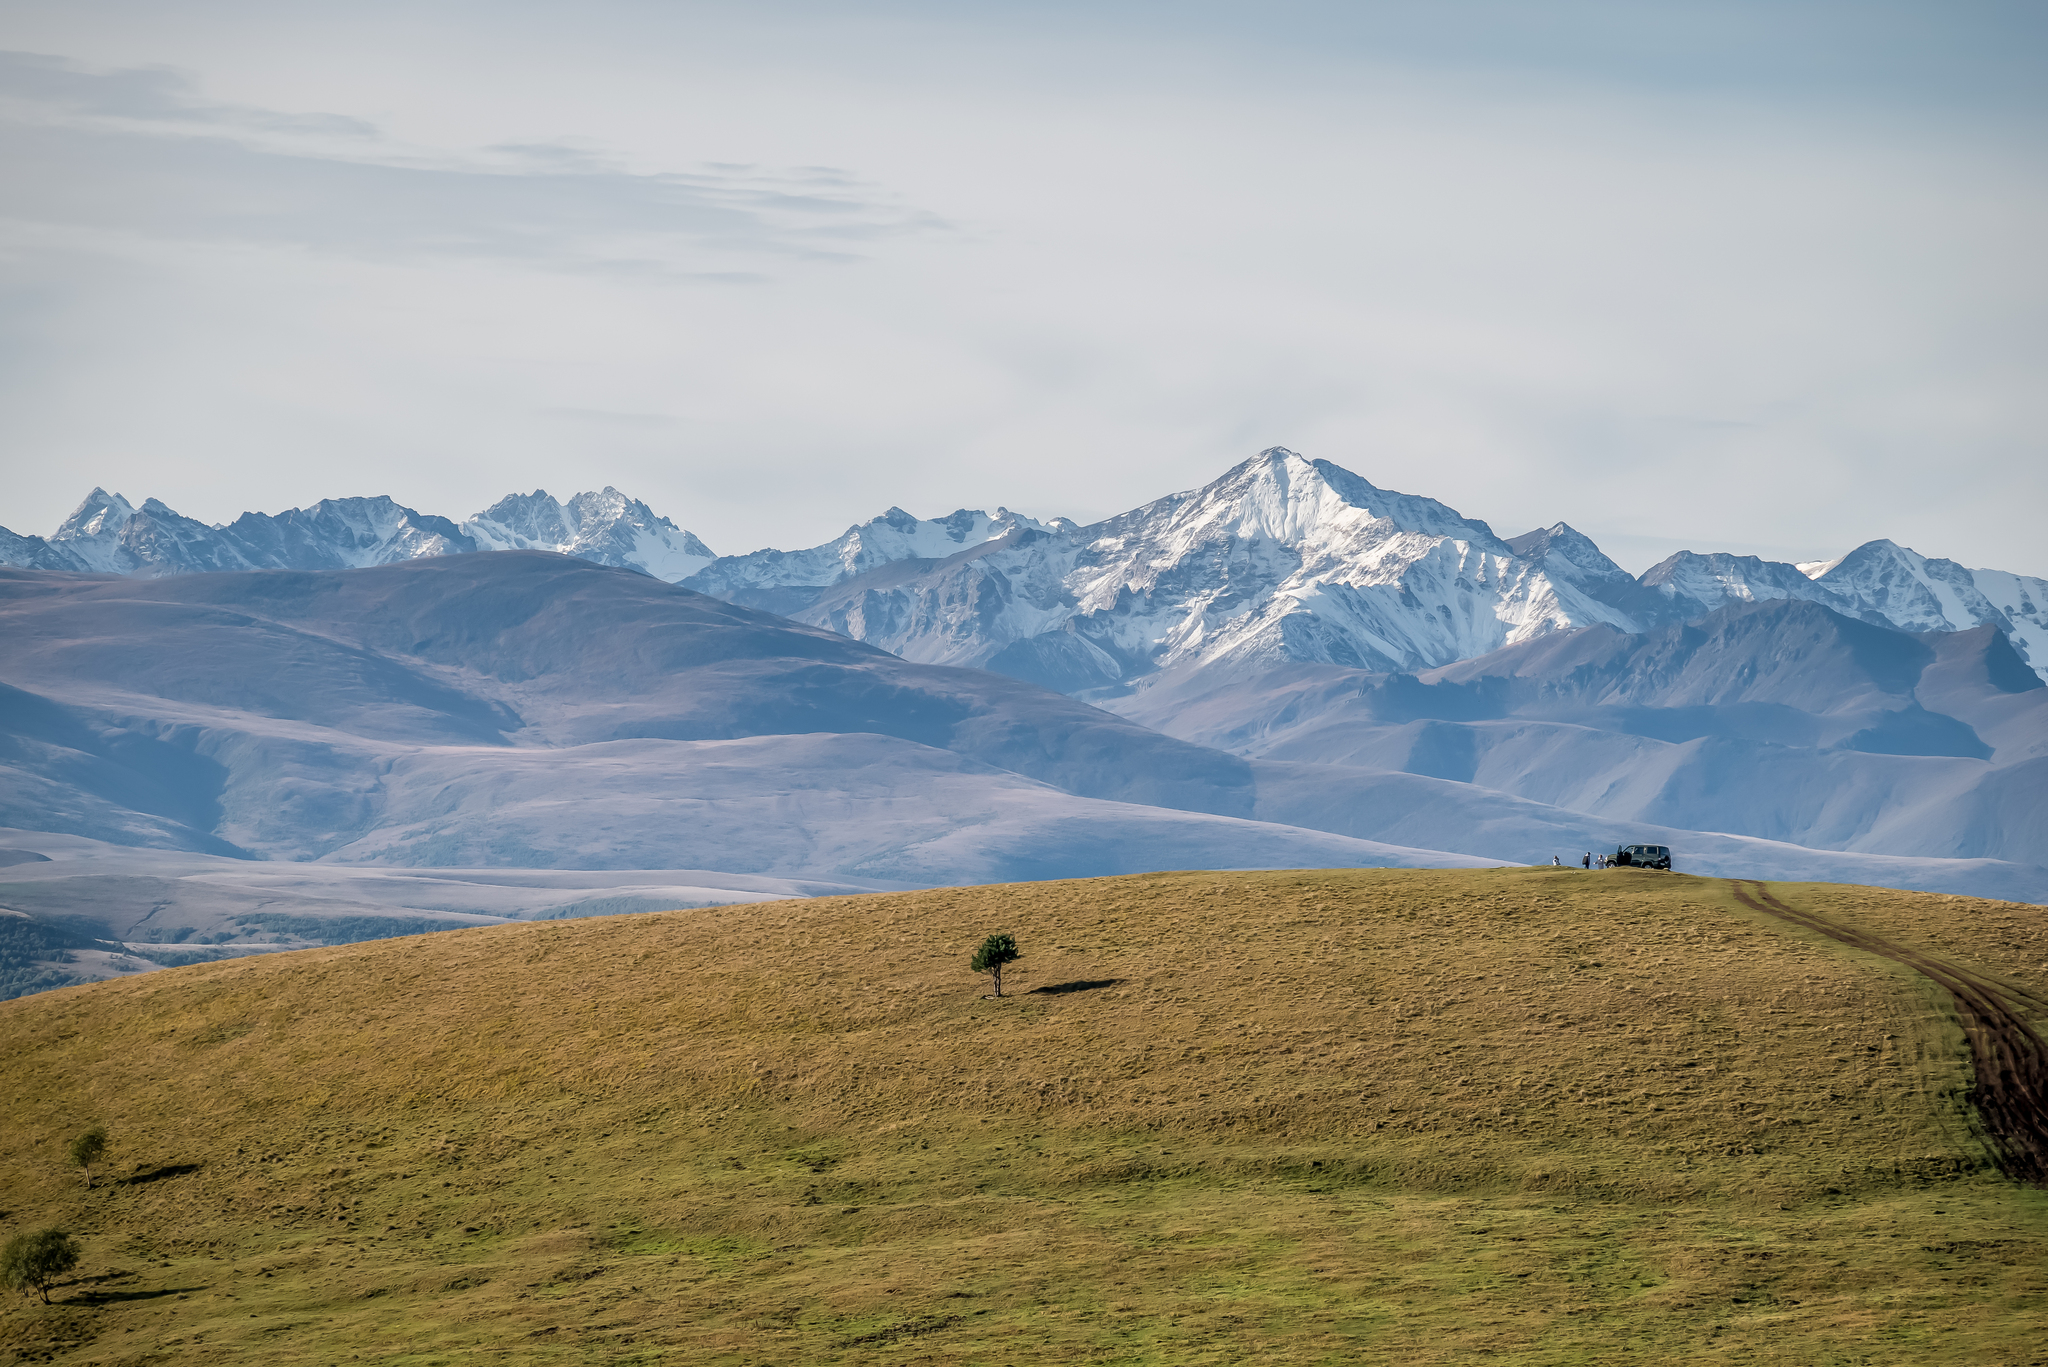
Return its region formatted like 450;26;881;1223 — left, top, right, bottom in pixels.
1630;541;2048;679
684;505;1067;617
0;486;712;582
467;487;714;581
672;449;2048;689
685;450;1658;693
1809;539;2048;672
1638;550;1854;621
6;488;481;578
220;497;478;570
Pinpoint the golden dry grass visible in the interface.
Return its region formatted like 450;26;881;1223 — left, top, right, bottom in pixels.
1;865;2045;1364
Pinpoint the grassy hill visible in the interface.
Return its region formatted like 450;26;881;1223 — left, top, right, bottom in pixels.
2;866;2044;1364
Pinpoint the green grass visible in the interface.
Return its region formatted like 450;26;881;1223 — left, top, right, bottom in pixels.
1;867;2044;1363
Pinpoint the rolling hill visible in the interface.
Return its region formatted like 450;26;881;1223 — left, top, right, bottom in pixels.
2;868;2044;1363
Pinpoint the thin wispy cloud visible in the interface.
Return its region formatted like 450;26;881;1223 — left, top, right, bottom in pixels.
0;50;946;277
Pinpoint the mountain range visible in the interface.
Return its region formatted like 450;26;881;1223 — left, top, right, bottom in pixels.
7;450;2041;692
1;449;2042;998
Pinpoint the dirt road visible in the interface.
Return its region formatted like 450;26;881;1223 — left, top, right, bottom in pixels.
1730;880;2048;1186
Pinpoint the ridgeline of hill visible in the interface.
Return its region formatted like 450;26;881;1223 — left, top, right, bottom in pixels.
2;867;2045;1364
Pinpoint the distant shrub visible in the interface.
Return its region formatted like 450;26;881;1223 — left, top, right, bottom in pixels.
69;1126;107;1190
971;933;1020;997
0;916;106;1001
1;1229;80;1304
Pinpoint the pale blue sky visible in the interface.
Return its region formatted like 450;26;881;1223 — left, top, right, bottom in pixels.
2;1;2043;573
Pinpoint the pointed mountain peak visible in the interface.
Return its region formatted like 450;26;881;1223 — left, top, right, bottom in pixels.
1153;448;1503;550
1819;538;1919;576
1504;522;1628;580
54;488;136;539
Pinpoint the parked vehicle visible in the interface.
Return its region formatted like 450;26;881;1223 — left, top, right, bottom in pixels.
1613;844;1673;870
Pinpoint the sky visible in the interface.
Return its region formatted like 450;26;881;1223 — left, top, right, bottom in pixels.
1;0;2044;575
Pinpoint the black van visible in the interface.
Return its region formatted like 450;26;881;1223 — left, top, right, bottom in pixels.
1613;844;1673;870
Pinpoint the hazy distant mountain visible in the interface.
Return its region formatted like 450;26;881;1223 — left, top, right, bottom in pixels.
0;554;1483;885
1108;598;2048;872
1;555;2039;909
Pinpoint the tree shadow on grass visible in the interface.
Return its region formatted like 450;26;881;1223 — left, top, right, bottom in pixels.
116;1162;203;1186
1028;979;1123;995
56;1271;208;1306
71;1285;207;1306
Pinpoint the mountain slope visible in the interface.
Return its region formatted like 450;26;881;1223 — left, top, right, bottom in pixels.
1109;599;2048;877
0;556;1487;886
3;558;2038;906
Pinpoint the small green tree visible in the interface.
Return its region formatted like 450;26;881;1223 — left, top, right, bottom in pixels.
69;1126;107;1190
971;933;1020;997
1;1229;80;1304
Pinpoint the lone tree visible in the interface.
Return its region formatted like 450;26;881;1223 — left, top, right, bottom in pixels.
2;1229;80;1304
971;933;1020;997
69;1126;107;1190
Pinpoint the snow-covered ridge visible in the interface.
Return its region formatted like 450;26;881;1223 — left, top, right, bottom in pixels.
684;505;1066;611
5;451;2042;683
0;486;714;583
467;488;714;581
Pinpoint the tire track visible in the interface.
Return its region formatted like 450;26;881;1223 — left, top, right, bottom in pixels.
1729;880;2048;1186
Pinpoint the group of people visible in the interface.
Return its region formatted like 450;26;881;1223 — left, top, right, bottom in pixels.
1549;852;1612;869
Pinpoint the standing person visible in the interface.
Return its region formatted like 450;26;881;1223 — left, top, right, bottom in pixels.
1582;852;1591;869
1552;855;1561;866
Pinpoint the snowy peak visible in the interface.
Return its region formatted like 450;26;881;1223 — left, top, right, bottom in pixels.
45;489;254;576
3;485;714;584
681;503;1064;611
1638;549;1850;622
467;487;714;581
220;496;477;571
835;505;1061;576
726;449;1659;695
1813;539;2048;675
53;488;136;542
1093;449;1502;567
49;489;146;573
1504;522;1631;583
1814;539;1987;632
469;490;576;549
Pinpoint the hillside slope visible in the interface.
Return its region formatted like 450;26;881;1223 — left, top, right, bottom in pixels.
0;556;1480;884
3;868;2044;1364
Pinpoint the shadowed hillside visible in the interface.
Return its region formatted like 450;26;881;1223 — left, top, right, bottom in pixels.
2;867;2045;1363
